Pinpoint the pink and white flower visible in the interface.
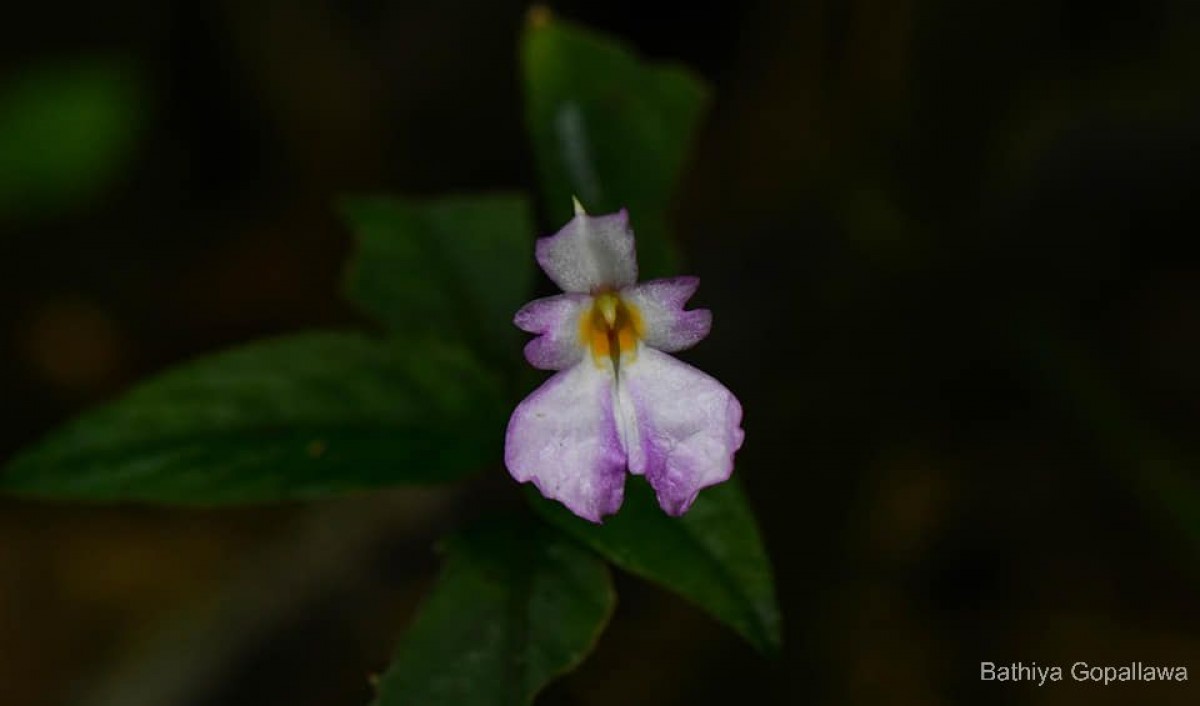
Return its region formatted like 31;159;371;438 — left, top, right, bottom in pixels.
505;201;744;522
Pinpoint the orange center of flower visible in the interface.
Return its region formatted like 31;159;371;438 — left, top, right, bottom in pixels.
580;291;643;369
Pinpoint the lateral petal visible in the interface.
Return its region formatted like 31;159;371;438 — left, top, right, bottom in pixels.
514;293;591;370
618;347;743;516
535;209;637;293
505;361;627;522
622;276;712;352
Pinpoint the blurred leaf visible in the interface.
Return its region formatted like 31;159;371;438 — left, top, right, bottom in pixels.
342;194;535;362
2;332;505;502
1020;323;1200;554
522;13;710;279
374;516;614;706
530;478;782;655
0;60;141;222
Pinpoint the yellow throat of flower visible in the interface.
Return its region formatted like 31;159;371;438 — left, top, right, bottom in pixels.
581;291;643;369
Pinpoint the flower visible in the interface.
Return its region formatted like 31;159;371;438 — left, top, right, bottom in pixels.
505;200;744;523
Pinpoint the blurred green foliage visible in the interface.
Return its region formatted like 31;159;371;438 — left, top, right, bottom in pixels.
523;14;708;278
1021;322;1200;560
0;61;141;223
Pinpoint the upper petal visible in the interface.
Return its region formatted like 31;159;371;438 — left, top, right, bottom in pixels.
514;293;591;370
505;361;627;522
621;276;712;352
617;347;743;516
535;209;637;293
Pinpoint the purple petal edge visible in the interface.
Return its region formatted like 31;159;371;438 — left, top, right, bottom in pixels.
618;347;744;516
623;277;713;353
513;294;590;370
504;363;627;522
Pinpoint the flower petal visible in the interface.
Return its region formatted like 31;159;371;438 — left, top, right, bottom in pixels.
622;276;712;352
535;209;637;293
505;361;627;522
617;347;744;516
514;293;591;370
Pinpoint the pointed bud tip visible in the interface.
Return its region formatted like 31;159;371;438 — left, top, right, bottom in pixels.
572;196;587;216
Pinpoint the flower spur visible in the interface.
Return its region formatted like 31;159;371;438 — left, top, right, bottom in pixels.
505;200;744;522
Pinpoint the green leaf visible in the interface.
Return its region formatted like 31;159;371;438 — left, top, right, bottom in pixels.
2;332;505;502
374;516;614;706
342;194;535;362
530;478;782;655
522;14;710;279
0;60;142;223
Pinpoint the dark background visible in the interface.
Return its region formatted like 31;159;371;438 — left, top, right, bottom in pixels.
2;1;1198;704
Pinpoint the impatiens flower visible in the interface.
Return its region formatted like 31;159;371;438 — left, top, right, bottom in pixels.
505;200;744;523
